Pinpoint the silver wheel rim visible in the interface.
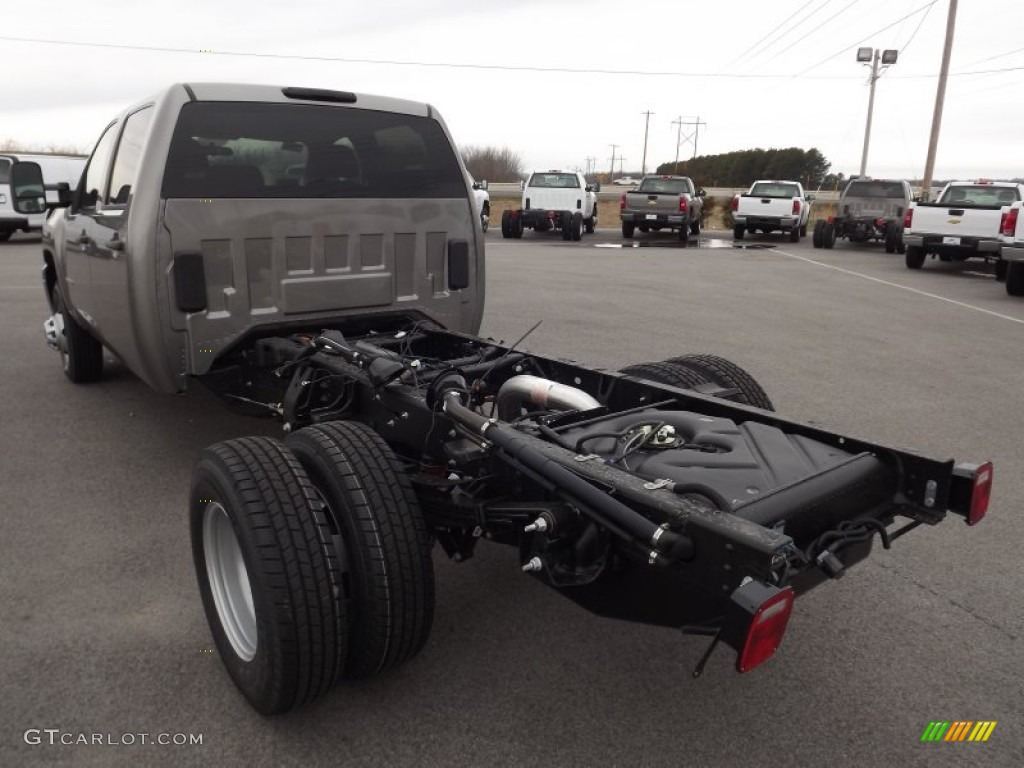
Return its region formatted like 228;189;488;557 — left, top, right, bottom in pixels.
53;297;69;372
203;502;257;661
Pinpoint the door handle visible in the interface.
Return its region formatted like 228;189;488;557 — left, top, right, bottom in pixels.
72;233;90;245
104;238;124;251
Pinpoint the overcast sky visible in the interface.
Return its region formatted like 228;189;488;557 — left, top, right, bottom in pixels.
2;0;1022;182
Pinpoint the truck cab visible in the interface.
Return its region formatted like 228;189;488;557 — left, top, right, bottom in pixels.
35;83;484;395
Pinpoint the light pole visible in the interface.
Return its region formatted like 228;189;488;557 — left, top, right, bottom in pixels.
856;47;898;177
609;144;619;182
641;111;653;175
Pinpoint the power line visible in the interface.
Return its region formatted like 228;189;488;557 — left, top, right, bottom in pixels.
899;0;937;56
724;0;818;71
759;0;860;66
792;1;938;78
961;44;1024;68
0;33;855;80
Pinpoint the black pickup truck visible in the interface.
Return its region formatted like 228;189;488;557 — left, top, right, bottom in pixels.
18;81;994;715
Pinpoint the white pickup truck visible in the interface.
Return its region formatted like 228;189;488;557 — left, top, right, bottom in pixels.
731;180;814;242
501;169;598;241
999;201;1024;296
902;181;1024;271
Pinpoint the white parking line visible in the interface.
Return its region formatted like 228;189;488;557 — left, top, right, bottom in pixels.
772;249;1024;325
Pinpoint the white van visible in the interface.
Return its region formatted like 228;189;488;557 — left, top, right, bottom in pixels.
0;153;86;240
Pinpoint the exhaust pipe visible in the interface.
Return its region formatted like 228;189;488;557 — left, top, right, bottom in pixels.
495;375;600;421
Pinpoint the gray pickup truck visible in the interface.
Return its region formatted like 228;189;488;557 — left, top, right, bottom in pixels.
13;82;994;717
620;174;704;243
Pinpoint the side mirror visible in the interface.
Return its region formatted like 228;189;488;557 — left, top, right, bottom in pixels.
472;181;481;190
10;161;48;215
592;182;601;193
55;182;73;208
520;180;526;191
806;194;816;202
698;189;707;198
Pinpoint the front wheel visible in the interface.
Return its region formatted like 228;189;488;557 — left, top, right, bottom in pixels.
995;259;1008;282
905;245;926;269
789;226;800;243
480;204;489;233
585;211;596;234
50;286;104;383
190;437;345;714
800;223;808;237
733;224;745;240
689;217;700;236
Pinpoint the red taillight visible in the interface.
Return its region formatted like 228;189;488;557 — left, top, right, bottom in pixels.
792;199;801;215
679;197;688;213
736;586;794;673
903;208;913;229
1001;207;1019;236
619;194;626;211
968;462;993;526
731;196;739;212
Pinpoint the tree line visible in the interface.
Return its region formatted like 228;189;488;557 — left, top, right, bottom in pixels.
656;147;832;189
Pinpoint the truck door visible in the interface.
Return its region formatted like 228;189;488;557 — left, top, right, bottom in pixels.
85;106;153;358
62;122;118;314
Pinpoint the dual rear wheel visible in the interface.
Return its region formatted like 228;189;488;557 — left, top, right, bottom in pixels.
191;422;434;714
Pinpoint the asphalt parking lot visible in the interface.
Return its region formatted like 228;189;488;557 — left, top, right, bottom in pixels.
2;229;1022;767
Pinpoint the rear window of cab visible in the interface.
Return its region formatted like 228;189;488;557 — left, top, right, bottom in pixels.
162;102;466;199
527;173;580;189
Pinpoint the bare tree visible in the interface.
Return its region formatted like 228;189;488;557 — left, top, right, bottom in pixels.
461;145;524;182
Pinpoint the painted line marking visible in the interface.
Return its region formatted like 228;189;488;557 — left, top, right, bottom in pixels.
772;248;1024;326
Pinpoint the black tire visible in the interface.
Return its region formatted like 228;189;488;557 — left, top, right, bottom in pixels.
789;225;800;243
638;224;649;233
622;221;635;239
585;212;596;234
995;259;1008;282
620;361;710;390
733;224;745;240
287;421;435;680
52;285;104;383
190;437;344;715
678;222;689;246
480;203;489;233
500;210;512;239
800;223;808;237
1007;262;1024;296
822;223;835;249
512;216;524;239
812;220;825;248
666;354;775;411
905;245;926;270
561;212;573;241
571;211;584;241
689;217;700;236
884;226;897;253
0;231;12;242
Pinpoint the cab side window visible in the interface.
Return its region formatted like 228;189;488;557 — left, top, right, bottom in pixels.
79;123;119;209
107;107;154;205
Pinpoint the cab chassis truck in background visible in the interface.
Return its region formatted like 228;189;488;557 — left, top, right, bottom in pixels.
24;82;994;716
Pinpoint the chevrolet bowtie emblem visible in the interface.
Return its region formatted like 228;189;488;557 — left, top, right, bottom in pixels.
948;218;961;224
648;200;657;205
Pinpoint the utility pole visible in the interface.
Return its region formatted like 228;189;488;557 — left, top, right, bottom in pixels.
618;157;626;176
859;51;880;177
922;0;958;200
856;47;898;177
692;115;701;159
640;111;653;175
609;144;619;182
585;156;596;177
